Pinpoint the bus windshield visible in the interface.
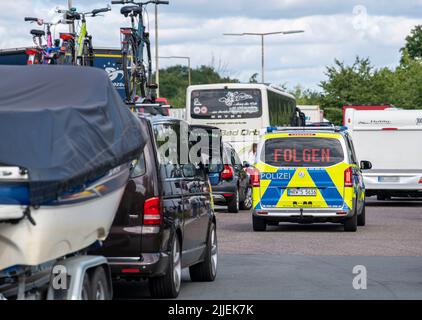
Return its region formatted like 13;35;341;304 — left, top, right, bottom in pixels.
190;89;262;119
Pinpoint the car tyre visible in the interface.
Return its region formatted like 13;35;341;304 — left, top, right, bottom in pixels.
189;223;218;282
357;205;366;227
90;267;111;300
149;235;182;299
253;215;266;232
240;186;252;210
227;189;240;213
344;211;358;232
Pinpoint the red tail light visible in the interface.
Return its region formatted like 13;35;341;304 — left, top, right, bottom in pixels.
221;165;234;180
25;49;38;55
344;167;353;187
143;197;161;225
419;178;422;184
250;168;261;187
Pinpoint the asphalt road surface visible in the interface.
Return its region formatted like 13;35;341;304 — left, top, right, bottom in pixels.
114;197;422;300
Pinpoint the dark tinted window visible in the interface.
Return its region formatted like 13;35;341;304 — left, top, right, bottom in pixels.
191;89;262;119
267;90;297;126
261;137;345;167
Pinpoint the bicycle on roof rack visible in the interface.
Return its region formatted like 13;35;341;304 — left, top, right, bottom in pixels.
112;0;169;103
24;17;62;65
56;5;111;66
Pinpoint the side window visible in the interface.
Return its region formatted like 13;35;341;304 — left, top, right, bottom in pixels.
348;137;359;164
153;122;186;178
131;152;146;178
344;136;358;165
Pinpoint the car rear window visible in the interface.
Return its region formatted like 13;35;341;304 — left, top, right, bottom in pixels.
261;137;345;167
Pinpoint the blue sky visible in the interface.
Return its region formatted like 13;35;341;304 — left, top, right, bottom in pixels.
1;0;421;90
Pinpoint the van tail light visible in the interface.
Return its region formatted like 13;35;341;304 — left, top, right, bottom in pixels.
221;165;234;180
250;168;261;187
419;178;422;184
143;197;161;225
344;167;353;187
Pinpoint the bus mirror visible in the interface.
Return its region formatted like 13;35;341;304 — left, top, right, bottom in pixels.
360;161;372;170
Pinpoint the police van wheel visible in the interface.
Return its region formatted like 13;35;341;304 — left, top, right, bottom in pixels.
357;205;366;227
253;215;267;232
344;211;357;232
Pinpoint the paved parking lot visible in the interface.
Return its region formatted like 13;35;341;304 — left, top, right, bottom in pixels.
114;197;422;300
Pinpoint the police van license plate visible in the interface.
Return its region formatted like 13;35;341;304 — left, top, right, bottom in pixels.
288;188;317;196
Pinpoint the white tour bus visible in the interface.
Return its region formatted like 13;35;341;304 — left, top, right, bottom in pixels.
186;83;304;163
346;108;422;200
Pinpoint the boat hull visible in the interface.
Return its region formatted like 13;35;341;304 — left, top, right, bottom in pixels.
0;166;130;271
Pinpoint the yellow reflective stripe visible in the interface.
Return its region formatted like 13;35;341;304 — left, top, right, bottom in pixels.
254;162;278;173
252;187;261;209
263;133;343;140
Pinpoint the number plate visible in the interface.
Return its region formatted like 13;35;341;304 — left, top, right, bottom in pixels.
378;176;399;183
288;188;317;196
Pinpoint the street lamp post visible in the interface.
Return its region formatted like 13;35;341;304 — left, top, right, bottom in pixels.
223;30;304;83
158;56;191;86
68;0;74;34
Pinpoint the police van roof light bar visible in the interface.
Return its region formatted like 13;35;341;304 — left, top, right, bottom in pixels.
266;126;348;133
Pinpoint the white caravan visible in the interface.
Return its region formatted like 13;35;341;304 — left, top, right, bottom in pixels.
186;83;304;162
346;109;422;199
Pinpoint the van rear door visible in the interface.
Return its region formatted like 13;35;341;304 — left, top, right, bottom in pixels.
256;136;347;209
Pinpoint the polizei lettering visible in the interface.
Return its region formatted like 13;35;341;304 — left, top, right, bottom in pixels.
261;172;292;180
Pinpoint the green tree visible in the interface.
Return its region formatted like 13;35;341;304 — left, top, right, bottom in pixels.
401;25;422;61
156;65;239;108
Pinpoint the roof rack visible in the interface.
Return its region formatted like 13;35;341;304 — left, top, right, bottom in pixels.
266;126;348;133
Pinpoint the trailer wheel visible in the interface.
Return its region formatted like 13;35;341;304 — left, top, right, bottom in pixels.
90;267;110;300
81;273;91;300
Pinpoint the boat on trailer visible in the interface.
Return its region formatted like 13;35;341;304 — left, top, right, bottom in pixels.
0;65;146;272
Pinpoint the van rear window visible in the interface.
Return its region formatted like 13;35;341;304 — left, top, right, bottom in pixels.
261;137;344;167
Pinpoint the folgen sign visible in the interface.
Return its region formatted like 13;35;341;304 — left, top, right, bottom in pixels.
273;148;331;164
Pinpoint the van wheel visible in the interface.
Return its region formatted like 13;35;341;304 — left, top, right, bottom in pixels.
189;223;218;282
344;211;357;232
149;236;181;299
358;205;366;227
90;267;111;300
253;215;266;232
228;189;240;213
240;187;252;210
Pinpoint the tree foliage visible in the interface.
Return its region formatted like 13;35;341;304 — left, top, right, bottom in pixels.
401;25;422;61
156;65;239;108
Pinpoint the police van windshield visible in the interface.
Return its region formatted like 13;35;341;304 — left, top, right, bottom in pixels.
261;137;345;167
190;89;262;119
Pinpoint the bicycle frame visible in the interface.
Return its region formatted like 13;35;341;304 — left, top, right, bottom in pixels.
77;19;88;58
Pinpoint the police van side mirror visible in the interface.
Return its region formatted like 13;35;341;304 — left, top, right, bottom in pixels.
360;161;372;170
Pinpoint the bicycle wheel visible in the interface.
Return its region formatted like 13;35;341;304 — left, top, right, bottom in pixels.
140;33;153;99
79;39;94;67
122;35;139;102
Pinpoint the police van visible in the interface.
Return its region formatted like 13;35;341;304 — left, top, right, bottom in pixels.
251;127;372;232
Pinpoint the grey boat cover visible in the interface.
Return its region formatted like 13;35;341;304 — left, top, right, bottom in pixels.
0;65;146;205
